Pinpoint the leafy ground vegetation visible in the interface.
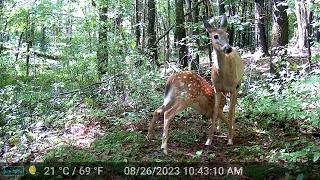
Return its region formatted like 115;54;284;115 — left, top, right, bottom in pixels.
1;47;320;179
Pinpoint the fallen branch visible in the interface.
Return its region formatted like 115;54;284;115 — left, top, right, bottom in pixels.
3;45;62;60
29;73;122;107
33;50;61;60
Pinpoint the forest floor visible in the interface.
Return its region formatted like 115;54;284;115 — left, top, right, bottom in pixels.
2;50;320;179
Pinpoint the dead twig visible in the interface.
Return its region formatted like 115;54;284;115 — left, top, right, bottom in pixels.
28;73;122;107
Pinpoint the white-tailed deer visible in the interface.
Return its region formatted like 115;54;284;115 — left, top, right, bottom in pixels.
202;15;244;146
147;71;228;155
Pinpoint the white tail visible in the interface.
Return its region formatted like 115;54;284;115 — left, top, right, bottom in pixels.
203;15;244;146
147;71;228;155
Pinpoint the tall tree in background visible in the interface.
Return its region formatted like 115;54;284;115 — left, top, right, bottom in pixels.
295;0;309;49
205;0;214;16
228;5;236;46
142;0;147;50
271;0;288;75
255;0;269;56
97;3;108;75
315;15;320;42
0;0;2;16
40;25;46;51
295;0;312;71
66;12;72;42
185;0;199;70
218;0;225;15
186;0;192;69
115;9;126;54
175;0;187;68
271;0;288;47
204;0;213;67
25;12;35;77
0;0;4;53
135;0;141;47
165;0;171;63
147;0;158;65
191;0;200;70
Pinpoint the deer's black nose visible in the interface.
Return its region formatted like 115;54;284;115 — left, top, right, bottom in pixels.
224;45;232;54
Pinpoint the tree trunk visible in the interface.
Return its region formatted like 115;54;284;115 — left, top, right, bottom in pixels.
241;1;247;48
218;0;225;15
249;2;255;52
186;0;192;70
271;0;289;47
25;12;34;77
98;5;108;75
142;0;147;50
0;22;7;54
135;0;141;47
255;0;269;56
165;0;171;63
204;2;212;67
191;0;200;70
270;0;289;76
15;32;24;63
175;0;188;68
67;16;72;42
295;0;308;49
228;5;236;46
0;0;4;54
186;0;192;36
307;10;312;72
315;14;320;42
40;26;46;51
147;0;158;65
115;11;126;54
205;0;214;17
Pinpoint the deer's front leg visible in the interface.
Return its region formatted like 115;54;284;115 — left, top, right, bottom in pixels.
228;89;237;146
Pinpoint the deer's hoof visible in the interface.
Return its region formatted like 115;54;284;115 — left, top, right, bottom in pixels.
160;148;168;155
146;132;154;141
226;142;233;147
146;136;150;142
205;139;212;146
227;139;233;146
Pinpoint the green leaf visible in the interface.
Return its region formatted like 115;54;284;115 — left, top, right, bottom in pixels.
155;158;164;162
285;142;290;149
210;153;215;158
292;140;299;146
196;150;203;156
312;54;320;62
313;152;320;162
296;173;304;180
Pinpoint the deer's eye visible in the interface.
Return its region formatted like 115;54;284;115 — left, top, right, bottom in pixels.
213;35;219;39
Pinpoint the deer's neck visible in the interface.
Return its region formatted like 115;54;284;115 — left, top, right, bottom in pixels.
211;48;234;92
212;48;227;72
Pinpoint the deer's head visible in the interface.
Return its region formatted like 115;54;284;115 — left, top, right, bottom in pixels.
203;15;232;54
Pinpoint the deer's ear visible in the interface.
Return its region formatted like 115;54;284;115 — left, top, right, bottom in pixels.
220;14;228;30
202;17;215;33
